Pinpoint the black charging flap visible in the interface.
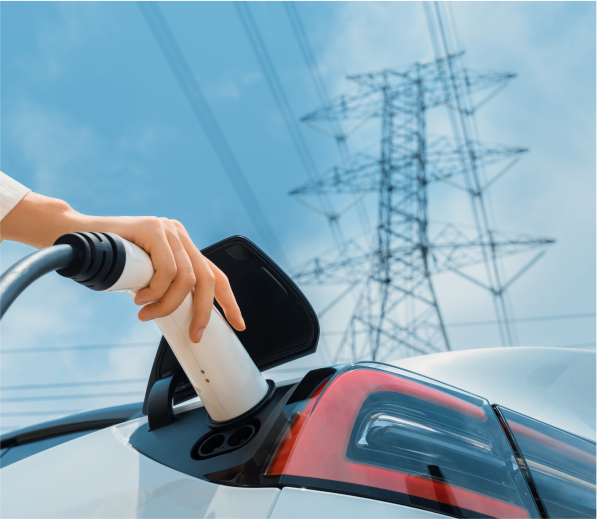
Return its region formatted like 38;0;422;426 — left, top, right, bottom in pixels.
142;236;319;414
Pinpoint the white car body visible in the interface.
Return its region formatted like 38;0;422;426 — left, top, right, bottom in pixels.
1;346;595;518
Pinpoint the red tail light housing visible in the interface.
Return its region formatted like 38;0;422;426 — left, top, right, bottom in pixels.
263;363;539;518
498;406;595;519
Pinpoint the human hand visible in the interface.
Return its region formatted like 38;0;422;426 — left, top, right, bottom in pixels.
99;216;246;343
0;192;239;343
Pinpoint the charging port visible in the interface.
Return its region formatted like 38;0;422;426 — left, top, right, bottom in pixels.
192;423;258;460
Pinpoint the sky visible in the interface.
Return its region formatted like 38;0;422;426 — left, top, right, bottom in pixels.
1;1;595;433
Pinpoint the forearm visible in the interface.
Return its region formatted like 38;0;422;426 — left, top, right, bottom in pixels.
0;192;93;248
1;189;244;339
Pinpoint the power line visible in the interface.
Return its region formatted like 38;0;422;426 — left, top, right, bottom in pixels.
1;392;144;403
235;2;320;183
318;332;594;351
284;3;332;109
446;312;596;328
283;0;376;241
1;410;82;417
1;378;147;391
235;2;347;246
283;2;375;236
137;2;288;267
424;1;527;347
319;311;595;334
0;342;157;355
283;2;348;157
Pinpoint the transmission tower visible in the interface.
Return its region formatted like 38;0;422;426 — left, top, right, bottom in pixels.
290;9;554;363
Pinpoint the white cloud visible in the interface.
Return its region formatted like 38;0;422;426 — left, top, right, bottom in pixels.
216;81;241;100
242;71;262;86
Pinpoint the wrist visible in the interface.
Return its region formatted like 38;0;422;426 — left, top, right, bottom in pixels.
74;216;152;253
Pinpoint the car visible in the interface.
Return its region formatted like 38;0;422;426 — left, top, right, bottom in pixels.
1;345;594;519
1;237;594;518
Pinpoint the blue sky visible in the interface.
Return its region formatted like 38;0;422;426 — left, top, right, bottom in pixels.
1;1;595;432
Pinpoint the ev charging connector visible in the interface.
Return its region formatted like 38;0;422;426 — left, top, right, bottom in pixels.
53;232;270;426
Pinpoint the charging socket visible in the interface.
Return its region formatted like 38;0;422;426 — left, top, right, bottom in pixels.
191;422;258;460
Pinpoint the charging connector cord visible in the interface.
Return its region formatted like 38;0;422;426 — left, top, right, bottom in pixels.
0;232;125;320
0;245;76;319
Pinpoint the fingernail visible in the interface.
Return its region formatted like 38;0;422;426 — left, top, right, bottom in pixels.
136;300;149;306
240;317;246;329
139;315;153;322
195;328;205;343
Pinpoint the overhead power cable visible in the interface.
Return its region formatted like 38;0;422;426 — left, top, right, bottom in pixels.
1;378;147;391
235;2;320;185
137;2;288;267
283;3;347;156
446;312;596;328
283;1;375;238
235;1;346;247
319;311;595;333
0;342;157;355
1;410;82;417
284;3;331;110
1;392;144;403
283;2;371;236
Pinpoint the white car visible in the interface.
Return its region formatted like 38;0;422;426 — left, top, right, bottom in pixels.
1;346;594;519
1;236;594;518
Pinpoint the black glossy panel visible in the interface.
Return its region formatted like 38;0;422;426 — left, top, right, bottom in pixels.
130;381;297;481
201;236;319;371
142;236;320;413
229;267;288;318
225;244;254;262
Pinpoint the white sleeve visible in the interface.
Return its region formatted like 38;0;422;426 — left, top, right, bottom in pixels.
0;171;31;221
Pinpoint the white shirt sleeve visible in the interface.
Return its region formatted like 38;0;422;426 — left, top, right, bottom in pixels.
1;171;31;221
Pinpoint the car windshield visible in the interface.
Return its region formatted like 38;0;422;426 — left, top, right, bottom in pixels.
499;407;596;519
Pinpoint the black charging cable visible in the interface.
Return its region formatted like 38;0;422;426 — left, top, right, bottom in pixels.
0;245;76;319
0;232;125;320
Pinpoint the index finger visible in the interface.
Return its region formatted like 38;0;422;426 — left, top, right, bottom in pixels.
176;230;245;337
205;258;245;331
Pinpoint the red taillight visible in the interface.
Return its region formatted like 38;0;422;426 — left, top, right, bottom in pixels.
267;381;327;475
267;365;539;518
508;420;595;466
499;406;595;519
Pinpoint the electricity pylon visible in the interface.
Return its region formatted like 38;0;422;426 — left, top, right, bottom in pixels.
290;52;554;363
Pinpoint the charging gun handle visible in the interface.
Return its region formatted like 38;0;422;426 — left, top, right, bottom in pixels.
105;237;268;423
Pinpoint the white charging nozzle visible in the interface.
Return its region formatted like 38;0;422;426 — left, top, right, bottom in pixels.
55;231;269;424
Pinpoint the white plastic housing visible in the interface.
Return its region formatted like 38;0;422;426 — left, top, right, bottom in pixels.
106;237;269;422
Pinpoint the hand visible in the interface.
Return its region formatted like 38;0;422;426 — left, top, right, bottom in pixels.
0;192;245;343
103;217;246;343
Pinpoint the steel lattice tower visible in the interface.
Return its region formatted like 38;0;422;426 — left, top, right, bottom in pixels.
290;49;554;363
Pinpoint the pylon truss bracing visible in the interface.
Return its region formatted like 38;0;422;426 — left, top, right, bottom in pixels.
291;53;554;363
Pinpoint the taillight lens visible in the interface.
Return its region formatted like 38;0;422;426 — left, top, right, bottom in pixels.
266;363;539;518
499;407;596;519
